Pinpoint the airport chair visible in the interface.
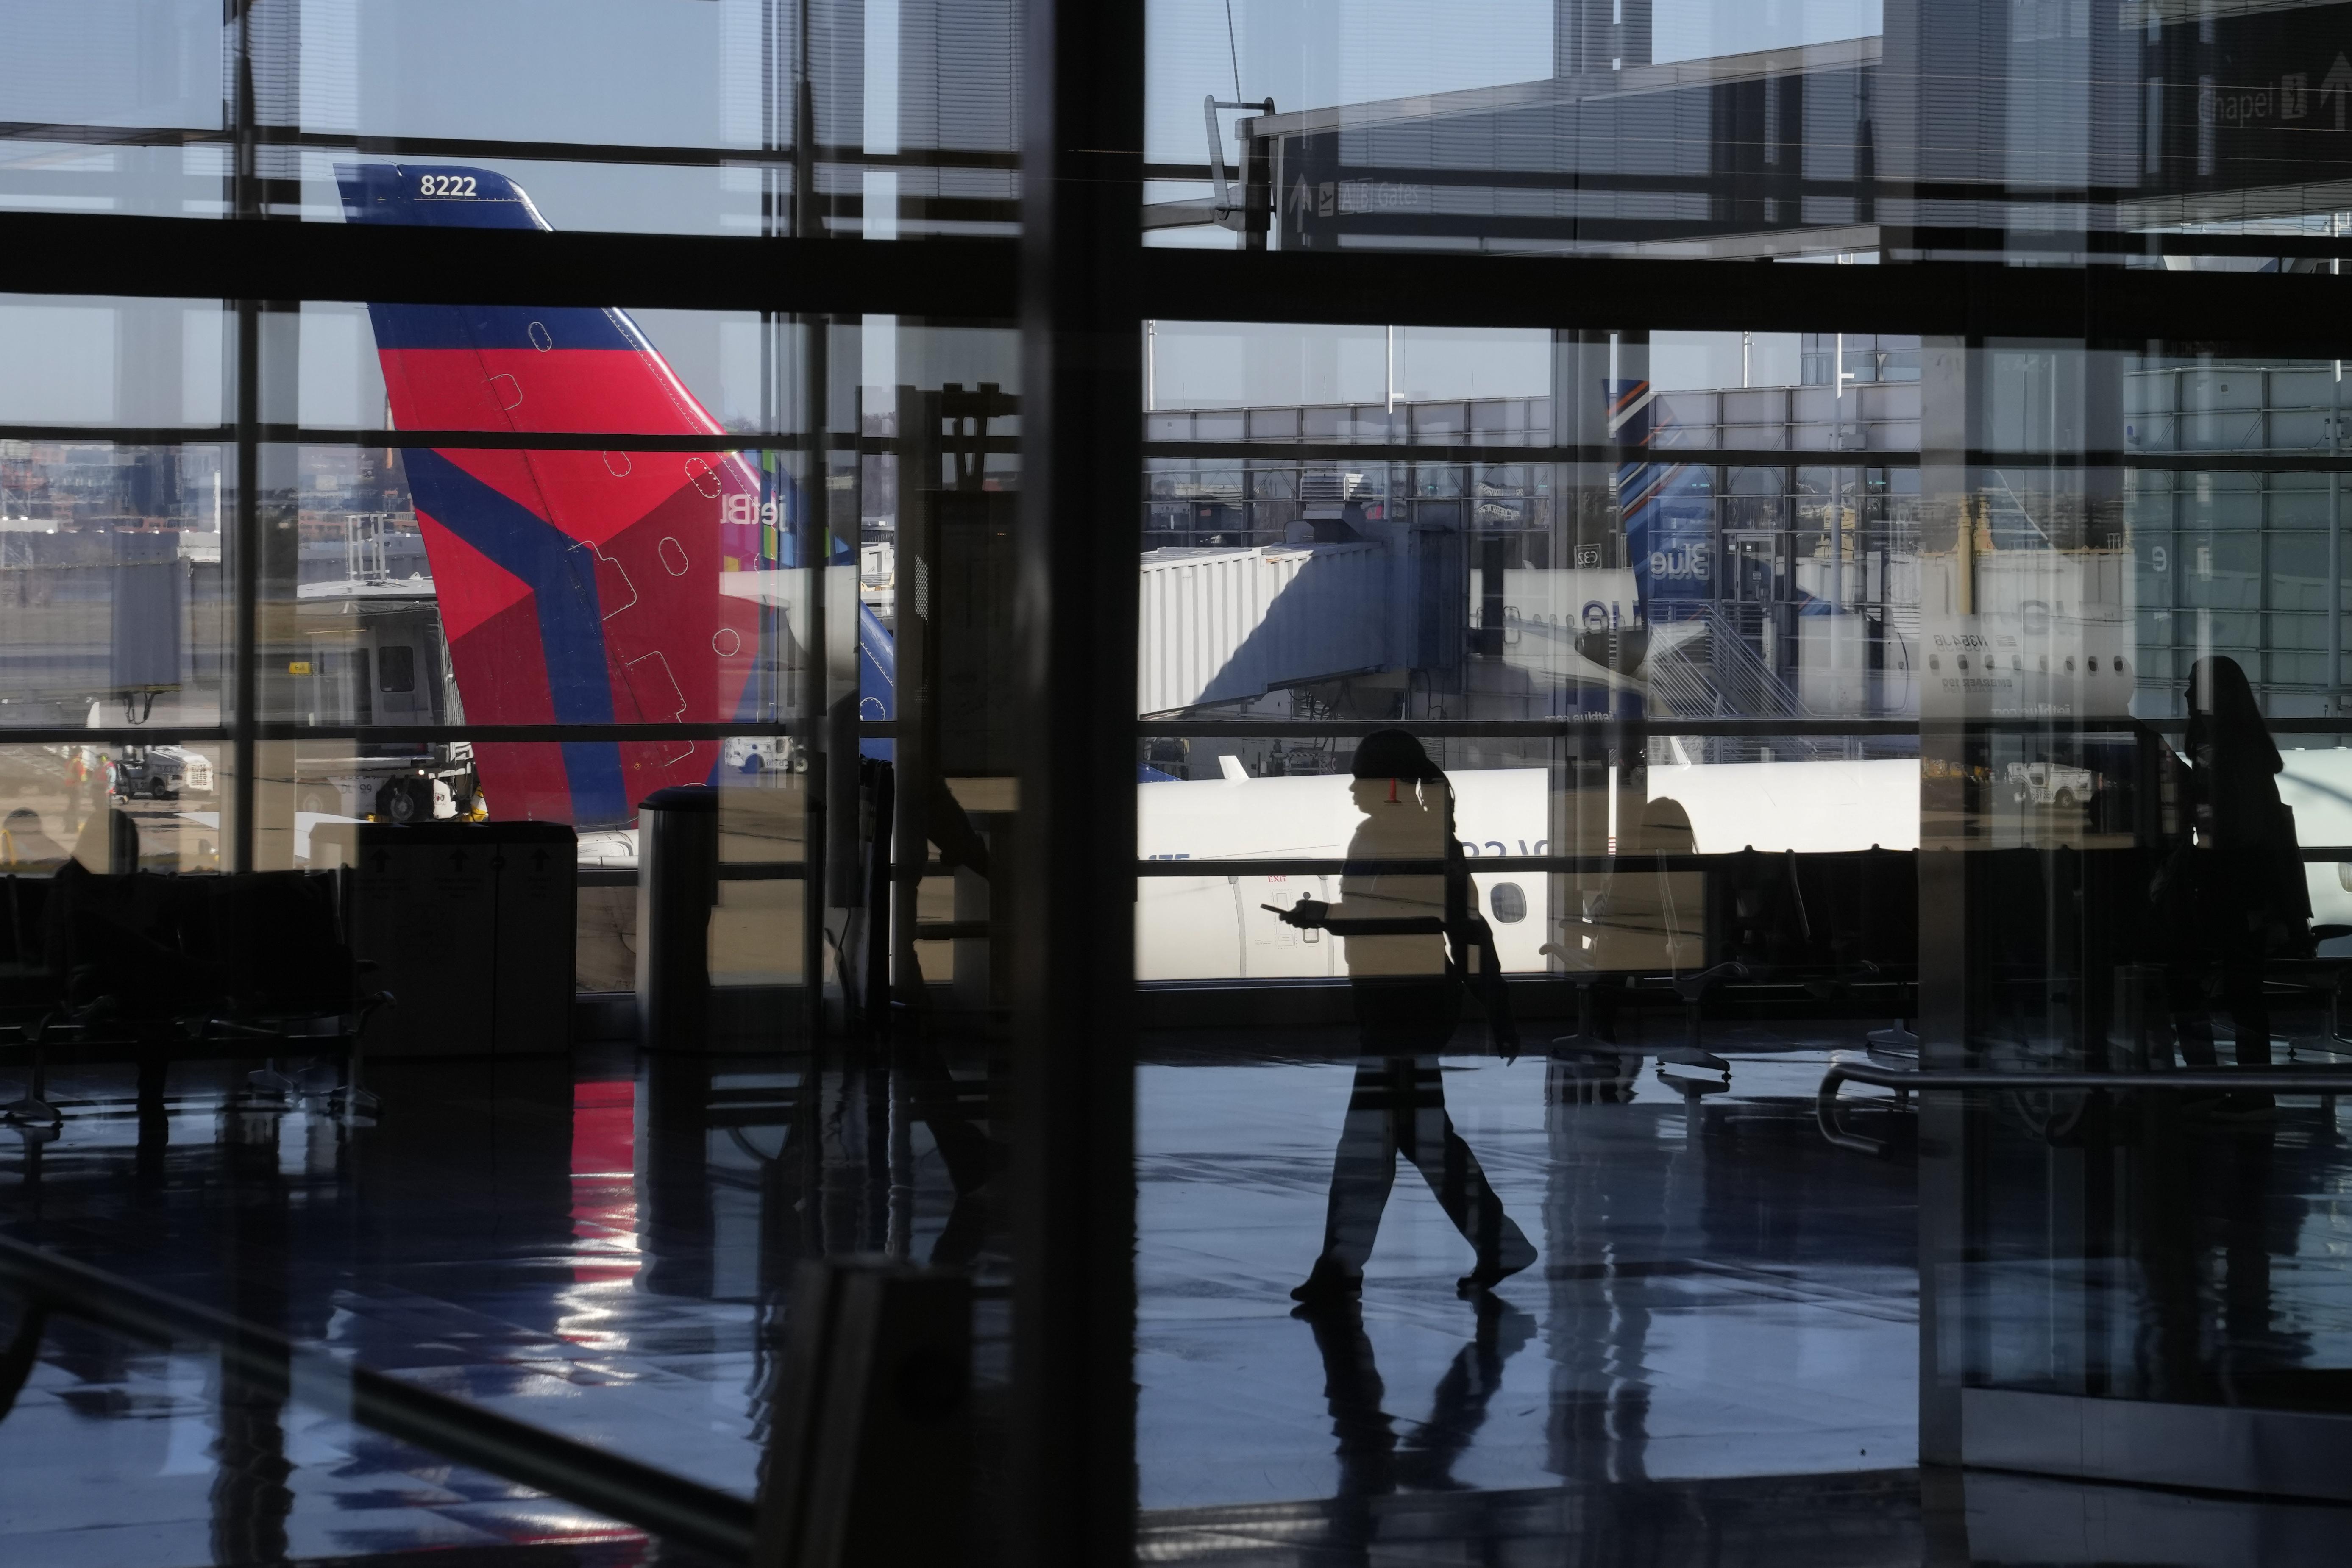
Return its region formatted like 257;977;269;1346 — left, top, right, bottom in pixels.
1543;848;1922;1089
0;867;384;1131
1538;959;1740;1082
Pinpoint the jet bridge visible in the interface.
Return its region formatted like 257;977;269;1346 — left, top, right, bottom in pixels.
1137;541;1390;716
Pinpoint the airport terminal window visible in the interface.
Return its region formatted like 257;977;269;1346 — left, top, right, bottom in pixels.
1127;308;2352;1530
1143;0;2352;271
0;96;1025;1568
17;2;2352;1565
0;3;1020;240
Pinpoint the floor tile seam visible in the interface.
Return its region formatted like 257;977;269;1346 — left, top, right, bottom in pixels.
1677;1255;1923;1297
1136;1463;1927;1528
1520;1257;1920;1295
1625;1279;1921;1319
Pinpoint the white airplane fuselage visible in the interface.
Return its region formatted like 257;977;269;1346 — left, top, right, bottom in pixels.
1135;758;1921;981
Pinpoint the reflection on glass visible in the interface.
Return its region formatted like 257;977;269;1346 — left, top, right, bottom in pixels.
0;286;1016;1018
1147;2;2352;263
1136;328;2352;981
0;742;223;873
1134;321;2352;1521
0;2;1022;237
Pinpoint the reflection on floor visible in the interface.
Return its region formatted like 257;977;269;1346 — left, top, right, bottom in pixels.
1140;1467;1931;1566
0;1047;997;1566
4;1025;2349;1565
1136;1040;1918;1514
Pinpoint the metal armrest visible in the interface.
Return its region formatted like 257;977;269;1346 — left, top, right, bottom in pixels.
1816;1052;2352;1156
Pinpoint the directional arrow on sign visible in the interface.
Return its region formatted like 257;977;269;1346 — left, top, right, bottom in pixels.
2322;53;2352;130
370;848;389;875
449;847;469;873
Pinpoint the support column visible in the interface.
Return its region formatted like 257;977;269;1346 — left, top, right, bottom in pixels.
1915;334;1980;1467
1012;0;1142;1560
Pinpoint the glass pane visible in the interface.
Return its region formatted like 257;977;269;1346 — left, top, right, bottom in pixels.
253;311;1010;1025
1133;316;2352;1529
1145;1;2352;266
1135;320;1930;1516
0;286;1022;1547
0;1048;1010;1550
2;1309;649;1561
0;1;1020;238
0;740;222;870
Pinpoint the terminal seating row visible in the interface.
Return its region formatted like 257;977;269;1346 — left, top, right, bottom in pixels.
0;864;382;1129
1559;841;2352;1134
1542;847;1920;1080
1545;843;2352;1087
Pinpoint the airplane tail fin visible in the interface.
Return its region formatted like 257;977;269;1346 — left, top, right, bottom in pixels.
337;164;782;828
1609;378;1711;623
858;603;896;761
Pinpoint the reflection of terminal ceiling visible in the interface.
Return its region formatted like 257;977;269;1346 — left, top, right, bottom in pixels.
1240;3;2352;255
1248;36;1882;139
2121;0;2349;27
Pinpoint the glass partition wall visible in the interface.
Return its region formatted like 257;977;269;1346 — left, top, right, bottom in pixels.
0;7;1034;1565
0;292;1032;1553
1131;322;2352;1557
14;1;2352;1565
1123;4;2352;1554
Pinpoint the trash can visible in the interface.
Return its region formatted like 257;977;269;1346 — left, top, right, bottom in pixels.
312;819;576;1057
637;785;719;1051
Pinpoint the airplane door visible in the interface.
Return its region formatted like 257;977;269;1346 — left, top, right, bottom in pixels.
380;643;418;714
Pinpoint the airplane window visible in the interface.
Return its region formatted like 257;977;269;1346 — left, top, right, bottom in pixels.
1489;882;1527;923
379;645;416;694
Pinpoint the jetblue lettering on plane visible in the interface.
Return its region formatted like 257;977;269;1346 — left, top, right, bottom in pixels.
721;495;787;527
1648;543;1711;583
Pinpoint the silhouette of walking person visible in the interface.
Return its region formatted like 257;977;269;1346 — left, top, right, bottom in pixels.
2156;655;2310;1118
1281;729;1536;1305
1298;1291;1536;1559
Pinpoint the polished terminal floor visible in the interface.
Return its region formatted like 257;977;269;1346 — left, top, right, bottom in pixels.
0;1020;2348;1566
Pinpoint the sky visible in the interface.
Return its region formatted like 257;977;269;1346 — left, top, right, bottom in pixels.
4;1;1887;187
0;2;1866;417
1147;0;1884;164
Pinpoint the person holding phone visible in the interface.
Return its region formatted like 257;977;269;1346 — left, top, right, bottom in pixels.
2154;655;2310;1119
1280;728;1536;1307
